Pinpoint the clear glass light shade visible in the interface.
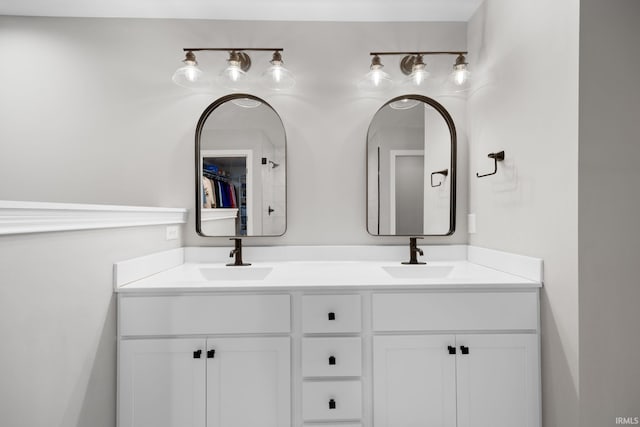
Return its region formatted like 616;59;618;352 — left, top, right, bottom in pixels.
231;97;263;108
359;66;393;91
172;61;205;89
261;63;296;90
219;61;247;90
451;63;470;86
389;98;420;110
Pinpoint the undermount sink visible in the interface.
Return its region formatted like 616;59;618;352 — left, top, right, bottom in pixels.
382;265;453;279
199;266;273;281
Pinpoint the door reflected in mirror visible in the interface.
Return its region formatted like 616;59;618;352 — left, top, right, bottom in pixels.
367;95;456;236
196;94;286;237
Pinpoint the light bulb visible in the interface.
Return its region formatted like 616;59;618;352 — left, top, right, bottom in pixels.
372;71;381;86
172;51;206;89
219;51;248;90
185;66;198;82
450;54;470;87
273;66;282;82
229;65;241;81
453;67;469;85
408;55;429;87
358;55;392;91
261;51;295;91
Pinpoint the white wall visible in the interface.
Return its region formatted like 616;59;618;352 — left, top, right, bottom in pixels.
467;1;580;426
0;227;181;427
579;0;640;424
0;16;468;246
0;16;469;427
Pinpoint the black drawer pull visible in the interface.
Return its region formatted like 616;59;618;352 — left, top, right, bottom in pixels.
207;349;216;359
328;312;336;321
329;356;336;365
329;399;336;409
460;345;469;355
447;345;456;355
193;350;202;359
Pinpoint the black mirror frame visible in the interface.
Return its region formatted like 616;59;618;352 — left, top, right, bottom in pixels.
195;93;287;237
366;94;457;236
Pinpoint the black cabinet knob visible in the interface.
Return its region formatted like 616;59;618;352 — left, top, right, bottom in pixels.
193;350;202;359
328;312;336;321
460;345;469;355
329;399;336;409
329;356;336;365
207;349;216;359
447;345;456;355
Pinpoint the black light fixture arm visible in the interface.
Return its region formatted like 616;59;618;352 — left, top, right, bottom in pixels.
183;47;283;52
369;51;467;56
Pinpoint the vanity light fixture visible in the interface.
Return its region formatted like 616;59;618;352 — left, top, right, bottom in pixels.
172;48;295;91
362;50;470;90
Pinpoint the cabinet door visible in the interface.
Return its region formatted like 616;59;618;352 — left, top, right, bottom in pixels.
119;338;206;427
456;334;540;427
206;337;290;427
373;335;457;427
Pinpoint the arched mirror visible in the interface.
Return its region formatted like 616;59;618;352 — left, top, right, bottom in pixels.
196;94;286;237
367;95;456;236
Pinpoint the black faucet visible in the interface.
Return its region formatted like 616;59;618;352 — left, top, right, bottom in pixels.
227;238;251;266
402;237;426;265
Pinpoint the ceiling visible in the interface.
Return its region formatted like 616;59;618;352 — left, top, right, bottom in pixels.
0;0;483;22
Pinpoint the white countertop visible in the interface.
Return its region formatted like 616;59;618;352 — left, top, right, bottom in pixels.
117;259;541;293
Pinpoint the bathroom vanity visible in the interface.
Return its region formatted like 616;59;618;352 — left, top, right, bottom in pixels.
115;245;542;427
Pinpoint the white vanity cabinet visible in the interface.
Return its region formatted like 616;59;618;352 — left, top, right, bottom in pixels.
372;292;541;427
116;250;543;427
117;294;291;427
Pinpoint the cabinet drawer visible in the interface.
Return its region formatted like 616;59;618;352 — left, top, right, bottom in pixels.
373;292;538;331
302;381;362;421
302;338;362;377
302;295;361;333
119;294;291;336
